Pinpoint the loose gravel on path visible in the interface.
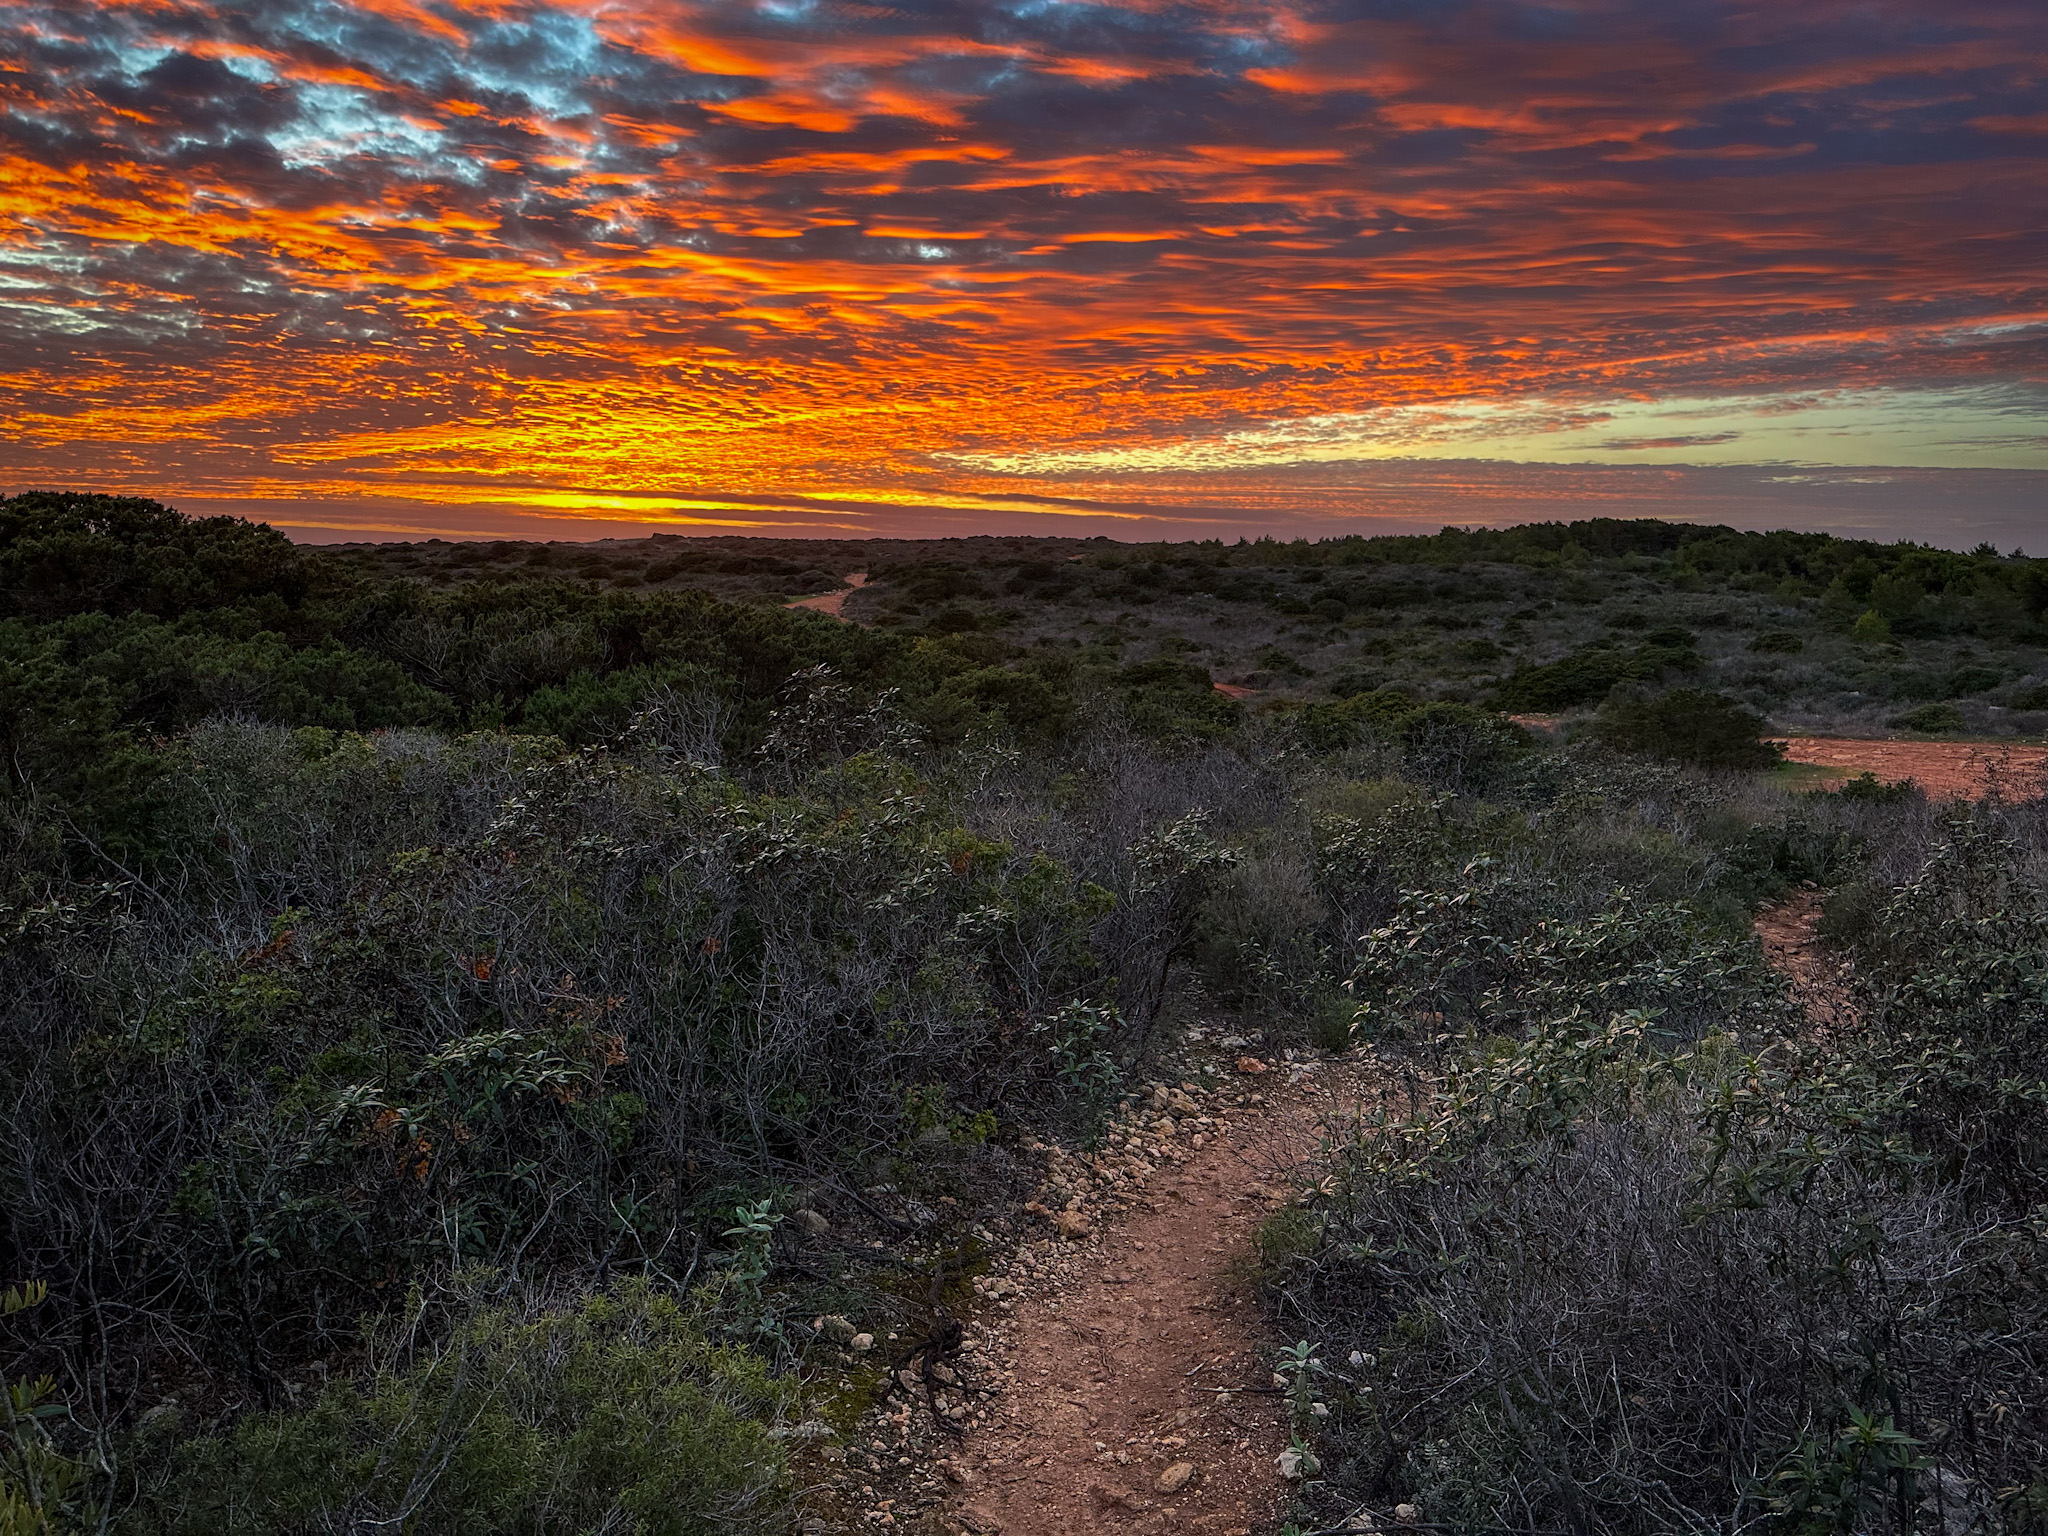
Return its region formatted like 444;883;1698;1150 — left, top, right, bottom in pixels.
939;1065;1361;1536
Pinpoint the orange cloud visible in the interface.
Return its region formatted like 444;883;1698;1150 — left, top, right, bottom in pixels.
0;0;2042;538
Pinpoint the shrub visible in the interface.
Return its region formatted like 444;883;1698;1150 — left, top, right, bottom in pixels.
1836;771;1914;804
131;1282;792;1536
1275;806;2048;1534
1493;643;1635;710
0;492;307;623
1887;701;1965;734
1592;687;1783;770
1747;630;1804;653
1945;664;2002;697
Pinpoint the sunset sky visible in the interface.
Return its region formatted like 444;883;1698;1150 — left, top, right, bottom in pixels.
2;0;2045;544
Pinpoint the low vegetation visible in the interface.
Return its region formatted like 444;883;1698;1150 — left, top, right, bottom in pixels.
2;492;2044;1534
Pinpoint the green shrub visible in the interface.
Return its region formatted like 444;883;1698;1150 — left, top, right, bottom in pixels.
1887;701;1965;734
0;492;308;623
1945;664;2003;697
1493;632;1701;712
1492;643;1635;710
131;1283;791;1536
1836;771;1913;804
1816;877;1880;946
1747;630;1804;654
1591;687;1783;770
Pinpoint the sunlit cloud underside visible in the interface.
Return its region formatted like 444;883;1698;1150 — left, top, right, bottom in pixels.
2;0;2045;543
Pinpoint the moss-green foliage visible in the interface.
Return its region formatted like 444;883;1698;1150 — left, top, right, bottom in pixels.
1592;687;1783;769
134;1283;790;1536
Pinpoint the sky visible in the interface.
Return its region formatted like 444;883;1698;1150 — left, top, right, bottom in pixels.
1;0;2045;546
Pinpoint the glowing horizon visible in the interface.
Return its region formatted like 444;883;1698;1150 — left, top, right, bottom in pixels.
3;0;2046;544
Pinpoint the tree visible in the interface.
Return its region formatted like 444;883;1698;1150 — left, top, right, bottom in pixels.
1592;687;1783;770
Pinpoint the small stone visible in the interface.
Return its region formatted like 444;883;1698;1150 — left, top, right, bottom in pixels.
1156;1462;1197;1494
795;1209;830;1236
1394;1504;1421;1524
1056;1210;1091;1239
818;1315;858;1345
851;1333;875;1352
1235;1056;1269;1075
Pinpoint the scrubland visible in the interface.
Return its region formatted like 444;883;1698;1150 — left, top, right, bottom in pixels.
4;492;2047;1535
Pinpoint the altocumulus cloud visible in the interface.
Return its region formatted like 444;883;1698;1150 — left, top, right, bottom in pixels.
1;0;2045;542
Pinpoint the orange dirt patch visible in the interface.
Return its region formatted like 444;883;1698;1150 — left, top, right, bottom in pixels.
1212;683;1257;701
1775;737;2048;802
1753;888;1859;1031
788;570;868;618
949;1069;1360;1536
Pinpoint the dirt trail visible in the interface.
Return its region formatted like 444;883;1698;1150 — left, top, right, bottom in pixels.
1753;887;1860;1030
944;1067;1356;1536
790;571;869;618
1775;736;2048;801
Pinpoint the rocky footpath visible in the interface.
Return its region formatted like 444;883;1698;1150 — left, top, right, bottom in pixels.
793;1039;1352;1536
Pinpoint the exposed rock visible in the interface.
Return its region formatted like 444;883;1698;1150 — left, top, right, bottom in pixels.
851;1333;875;1352
1235;1056;1270;1075
1278;1446;1321;1480
1055;1210;1091;1239
817;1314;858;1345
1394;1503;1421;1524
1155;1461;1197;1494
795;1208;830;1236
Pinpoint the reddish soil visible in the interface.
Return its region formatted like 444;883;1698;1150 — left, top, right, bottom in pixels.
1515;719;2042;802
1753;888;1859;1030
790;571;869;618
947;1068;1359;1536
1212;683;1258;701
1775;736;2048;801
